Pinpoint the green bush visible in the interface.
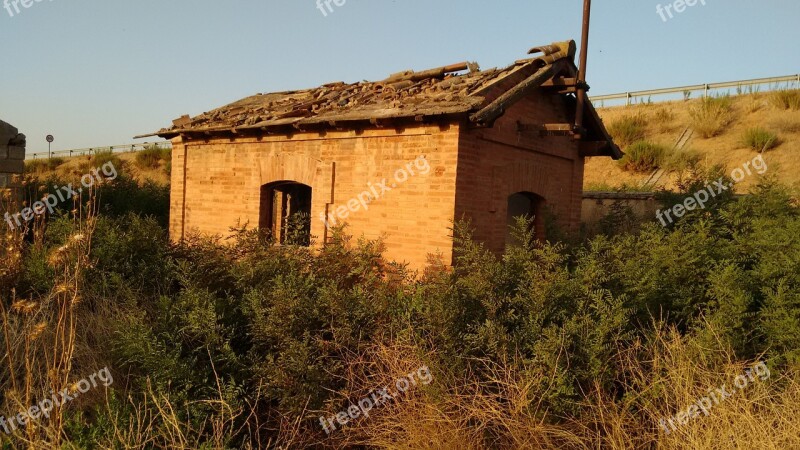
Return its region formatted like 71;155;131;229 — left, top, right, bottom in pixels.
617;141;669;173
134;145;171;170
18;172;170;227
25;157;65;174
584;182;656;192
666;149;703;172
607;114;648;147
90;149;123;168
6;165;800;447
742;127;780;151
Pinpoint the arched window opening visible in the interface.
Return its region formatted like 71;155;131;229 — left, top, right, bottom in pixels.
506;191;545;247
260;181;312;246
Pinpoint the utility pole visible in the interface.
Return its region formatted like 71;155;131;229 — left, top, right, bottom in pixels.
574;0;592;138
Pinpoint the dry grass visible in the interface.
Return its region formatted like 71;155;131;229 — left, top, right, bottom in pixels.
690;96;735;138
585;92;800;193
769;89;800;111
325;343;581;450
302;331;800;450
770;116;800;134
654;107;678;133
1;188;99;448
746;94;765;114
22;150;171;186
574;327;800;449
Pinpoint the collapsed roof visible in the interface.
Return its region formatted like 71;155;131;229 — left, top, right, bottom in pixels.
138;41;620;159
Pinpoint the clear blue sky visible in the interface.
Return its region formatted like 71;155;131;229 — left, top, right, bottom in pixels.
1;0;798;153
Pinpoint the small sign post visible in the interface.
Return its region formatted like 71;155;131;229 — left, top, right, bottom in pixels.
46;135;54;159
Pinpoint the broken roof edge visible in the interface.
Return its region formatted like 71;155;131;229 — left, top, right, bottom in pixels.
134;109;474;140
135;39;622;159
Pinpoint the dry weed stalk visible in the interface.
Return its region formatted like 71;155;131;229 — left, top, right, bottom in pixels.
1;186;98;448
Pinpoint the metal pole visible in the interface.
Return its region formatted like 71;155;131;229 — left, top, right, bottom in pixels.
574;0;591;137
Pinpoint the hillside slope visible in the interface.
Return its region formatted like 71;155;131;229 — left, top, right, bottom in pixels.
587;90;800;192
24;149;170;186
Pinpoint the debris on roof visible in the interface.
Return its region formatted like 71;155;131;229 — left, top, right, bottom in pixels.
135;40;620;159
139;41;581;136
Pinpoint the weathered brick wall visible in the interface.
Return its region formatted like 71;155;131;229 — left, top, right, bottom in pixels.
0;120;25;217
170;124;460;269
170;91;588;269
0;121;25;185
456;91;584;254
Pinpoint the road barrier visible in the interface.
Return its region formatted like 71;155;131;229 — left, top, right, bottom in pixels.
26;141;172;160
590;74;800;106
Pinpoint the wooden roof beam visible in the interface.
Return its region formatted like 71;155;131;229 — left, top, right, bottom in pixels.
470;60;565;126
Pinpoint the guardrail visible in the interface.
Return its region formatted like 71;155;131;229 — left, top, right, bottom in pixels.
590;74;800;106
27;141;172;160
23;74;800;156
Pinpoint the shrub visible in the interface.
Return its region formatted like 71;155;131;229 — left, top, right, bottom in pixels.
769;89;800;111
6;162;800;448
741;127;780;151
689;96;734;138
617;141;669;173
96;175;170;226
25;157;65;174
666;148;703;172
90;149;123;168
584;182;655;192
135;146;170;170
607;114;647;147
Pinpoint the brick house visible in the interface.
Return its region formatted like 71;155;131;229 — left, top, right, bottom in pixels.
139;40;620;269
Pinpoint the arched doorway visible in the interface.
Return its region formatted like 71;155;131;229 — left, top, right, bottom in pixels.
506;191;545;247
260;181;312;246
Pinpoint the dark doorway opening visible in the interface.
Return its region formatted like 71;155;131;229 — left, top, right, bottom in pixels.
260;181;312;246
506;191;545;247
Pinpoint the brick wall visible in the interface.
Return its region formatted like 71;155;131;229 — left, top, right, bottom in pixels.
170;91;587;270
170;124;460;269
456;90;584;254
0;120;25;219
